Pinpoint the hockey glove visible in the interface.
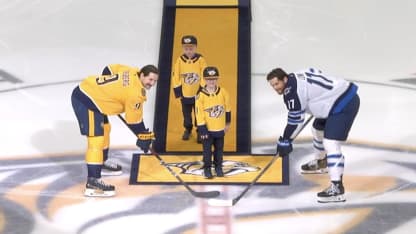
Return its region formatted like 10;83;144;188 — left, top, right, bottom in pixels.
197;125;209;140
136;131;155;153
276;136;292;157
173;86;183;98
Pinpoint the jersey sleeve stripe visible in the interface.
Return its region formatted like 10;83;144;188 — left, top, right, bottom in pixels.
288;109;305;115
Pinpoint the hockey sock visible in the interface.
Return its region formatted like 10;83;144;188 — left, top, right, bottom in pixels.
323;138;344;181
327;154;344;181
87;164;102;178
312;127;326;160
103;148;109;162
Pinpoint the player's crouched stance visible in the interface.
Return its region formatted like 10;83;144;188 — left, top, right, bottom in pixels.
71;64;159;197
267;67;359;203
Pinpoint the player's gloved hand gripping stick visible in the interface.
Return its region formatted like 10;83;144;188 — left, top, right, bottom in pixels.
118;114;220;198
136;131;154;153
208;115;313;206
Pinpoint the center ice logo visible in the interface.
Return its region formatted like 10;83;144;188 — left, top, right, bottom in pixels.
165;160;260;177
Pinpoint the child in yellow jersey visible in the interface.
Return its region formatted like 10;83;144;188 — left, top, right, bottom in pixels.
172;35;207;142
71;64;158;197
195;66;231;179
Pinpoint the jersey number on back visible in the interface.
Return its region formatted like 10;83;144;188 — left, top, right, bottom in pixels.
96;74;119;85
305;72;333;90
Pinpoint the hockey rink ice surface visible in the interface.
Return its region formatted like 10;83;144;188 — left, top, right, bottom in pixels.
1;0;416;233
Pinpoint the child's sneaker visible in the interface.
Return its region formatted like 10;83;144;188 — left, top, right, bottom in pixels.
182;129;191;140
204;167;213;179
215;166;224;177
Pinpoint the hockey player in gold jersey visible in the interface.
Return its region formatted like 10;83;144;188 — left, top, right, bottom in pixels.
172;35;207;142
195;66;231;179
71;64;158;197
96;64;143;176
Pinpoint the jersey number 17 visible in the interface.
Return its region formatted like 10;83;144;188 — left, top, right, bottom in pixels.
305;72;333;90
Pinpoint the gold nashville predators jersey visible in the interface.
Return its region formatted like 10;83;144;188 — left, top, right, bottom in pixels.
79;69;146;124
195;86;231;131
172;54;207;98
102;64;139;76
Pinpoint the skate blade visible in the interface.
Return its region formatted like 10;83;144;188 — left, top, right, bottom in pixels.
301;168;328;174
101;170;123;176
84;188;116;197
317;194;346;203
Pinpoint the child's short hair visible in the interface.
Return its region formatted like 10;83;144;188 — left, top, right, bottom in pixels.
181;35;197;45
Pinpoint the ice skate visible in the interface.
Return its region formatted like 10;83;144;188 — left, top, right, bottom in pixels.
317;182;346;203
84;177;116;197
101;160;122;176
301;157;328;174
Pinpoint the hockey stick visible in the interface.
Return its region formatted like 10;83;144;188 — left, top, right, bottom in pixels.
117;114;220;198
208;115;314;206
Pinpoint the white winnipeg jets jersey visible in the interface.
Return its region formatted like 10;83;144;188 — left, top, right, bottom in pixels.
282;68;356;139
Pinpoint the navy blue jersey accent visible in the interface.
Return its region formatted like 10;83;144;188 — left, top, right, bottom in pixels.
226;112;231;123
102;66;111;75
283;75;302;112
173;85;183;98
128;122;146;135
288;109;305;124
282;75;304;140
283;125;298;140
72;86;100;111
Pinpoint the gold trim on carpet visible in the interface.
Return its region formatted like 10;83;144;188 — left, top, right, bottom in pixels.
131;154;284;184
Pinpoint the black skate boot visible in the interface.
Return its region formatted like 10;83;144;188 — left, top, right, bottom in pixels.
317;181;346;203
102;160;122;176
301;157;328;174
84;177;116;197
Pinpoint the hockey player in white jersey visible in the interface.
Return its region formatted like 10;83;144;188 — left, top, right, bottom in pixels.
266;67;360;203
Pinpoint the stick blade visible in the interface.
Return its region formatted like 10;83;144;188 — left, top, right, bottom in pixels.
192;190;220;198
207;198;234;207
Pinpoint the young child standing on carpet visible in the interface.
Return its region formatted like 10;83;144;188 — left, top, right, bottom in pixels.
171;35;207;143
195;66;231;179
